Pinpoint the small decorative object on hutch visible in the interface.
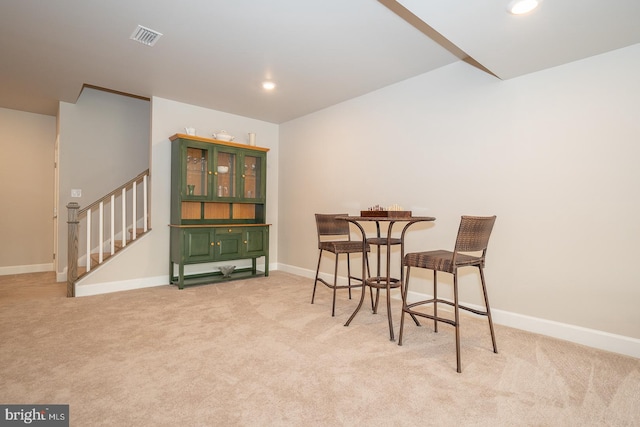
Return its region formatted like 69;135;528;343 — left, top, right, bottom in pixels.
212;130;234;141
169;133;270;289
219;265;236;278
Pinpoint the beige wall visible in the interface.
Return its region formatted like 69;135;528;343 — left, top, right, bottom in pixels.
57;87;150;277
0;107;55;272
278;44;640;341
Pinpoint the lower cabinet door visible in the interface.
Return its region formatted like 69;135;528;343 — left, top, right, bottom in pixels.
244;227;267;256
180;226;267;265
215;228;243;260
184;229;216;263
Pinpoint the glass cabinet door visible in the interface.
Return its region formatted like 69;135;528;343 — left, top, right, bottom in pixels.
214;149;237;198
185;146;210;197
242;154;263;199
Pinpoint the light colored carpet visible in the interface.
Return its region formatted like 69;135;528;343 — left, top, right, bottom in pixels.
1;271;639;426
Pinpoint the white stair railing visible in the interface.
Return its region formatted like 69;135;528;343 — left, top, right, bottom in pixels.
66;169;150;297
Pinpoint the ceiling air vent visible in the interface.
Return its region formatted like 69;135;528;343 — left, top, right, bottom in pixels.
130;25;162;47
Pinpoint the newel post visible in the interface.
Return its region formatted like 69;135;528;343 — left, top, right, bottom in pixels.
66;202;80;297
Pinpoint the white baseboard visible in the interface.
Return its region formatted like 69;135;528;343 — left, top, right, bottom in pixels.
278;263;317;280
0;263;54;276
490;307;640;359
278;263;640;359
57;269;67;283
75;275;169;297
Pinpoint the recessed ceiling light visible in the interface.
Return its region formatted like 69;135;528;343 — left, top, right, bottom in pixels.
262;81;276;90
507;0;542;15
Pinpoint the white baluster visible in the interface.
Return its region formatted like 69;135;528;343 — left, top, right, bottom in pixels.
122;188;127;247
86;209;91;272
99;201;104;263
143;174;148;232
132;181;137;240
110;194;115;255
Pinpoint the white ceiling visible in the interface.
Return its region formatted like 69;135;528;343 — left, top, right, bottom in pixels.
1;0;639;123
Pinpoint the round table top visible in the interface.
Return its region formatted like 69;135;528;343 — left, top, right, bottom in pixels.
337;215;435;222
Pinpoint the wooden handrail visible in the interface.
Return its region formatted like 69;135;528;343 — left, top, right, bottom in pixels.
78;169;149;215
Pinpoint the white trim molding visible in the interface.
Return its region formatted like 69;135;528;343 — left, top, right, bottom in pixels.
74;275;169;297
0;263;54;276
490;308;640;360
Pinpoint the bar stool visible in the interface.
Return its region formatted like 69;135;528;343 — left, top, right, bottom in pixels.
312;214;371;316
398;215;498;373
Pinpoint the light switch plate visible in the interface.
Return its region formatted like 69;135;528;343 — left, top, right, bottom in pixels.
71;189;82;198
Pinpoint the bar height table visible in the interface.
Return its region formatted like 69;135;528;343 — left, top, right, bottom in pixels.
338;215;435;341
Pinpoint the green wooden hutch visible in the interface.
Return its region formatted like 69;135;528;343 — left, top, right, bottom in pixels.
169;133;269;289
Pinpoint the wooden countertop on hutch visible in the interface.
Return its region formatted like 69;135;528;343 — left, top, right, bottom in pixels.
170;133;270;152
